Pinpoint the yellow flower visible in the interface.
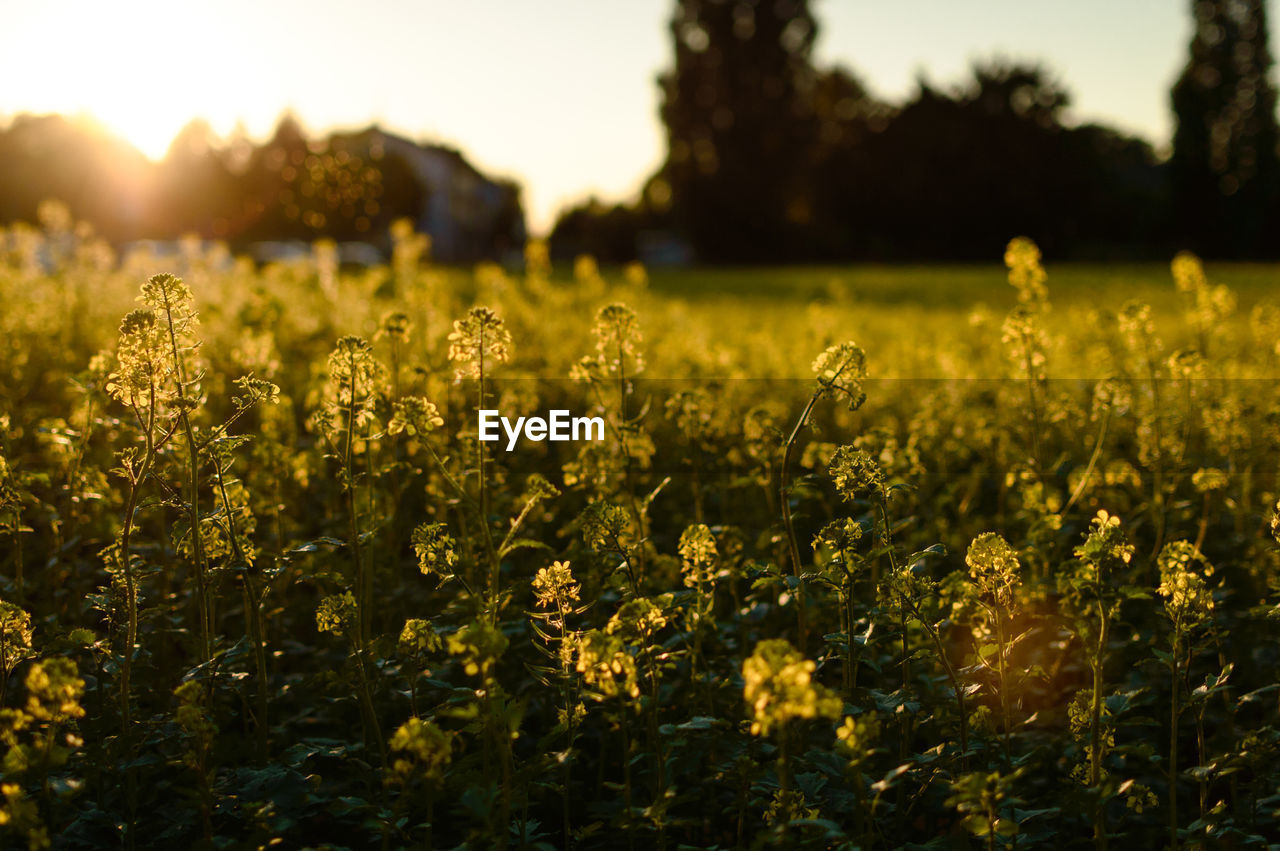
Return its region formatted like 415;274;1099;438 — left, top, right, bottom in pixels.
1072;510;1134;584
106;309;169;406
574;254;603;287
378;311;412;344
607;597;669;641
0;601;34;675
678;524;717;588
388;717;452;783
811;341;868;409
532;561;580;609
574;630;639;699
835;712;880;765
399;618;443;655
1171;251;1207;294
316;592;357;636
580;501;630;551
590;303;645;375
1191;468;1229;493
828;446;884;501
1156;541;1214;629
411;523;457;577
965;533;1021;609
23;658;84;723
447;307;512;380
623;261;648;287
743;639;840;737
173;680;215;742
447;620;508;678
388;396;444;437
1005;236;1047;306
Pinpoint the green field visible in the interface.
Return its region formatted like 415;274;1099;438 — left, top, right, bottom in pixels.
648;262;1280;308
2;227;1280;848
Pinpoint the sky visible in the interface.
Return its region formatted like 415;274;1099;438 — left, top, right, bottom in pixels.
1;0;1275;233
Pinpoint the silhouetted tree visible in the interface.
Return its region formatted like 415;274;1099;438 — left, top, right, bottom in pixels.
152;119;242;239
657;0;820;261
548;198;653;262
1171;0;1279;256
816;61;1166;260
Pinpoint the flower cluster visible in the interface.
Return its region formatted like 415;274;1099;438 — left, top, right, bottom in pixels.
173;680;216;753
828;446;884;501
447;620;508;678
398;618;443;656
316;592;357;636
0;601;34;677
1156;541;1214;630
388;396;444;437
580;501;631;552
106;309;170;406
743;639;840;737
811;341;867;409
835;712;880;766
378;311;412;345
1191;467;1229;493
532;560;580;610
324;336;384;427
965;532;1021;610
388;717;453;784
607;596;669;642
678;524;717;588
813;518;863;558
574;630;639;699
1072;510;1134;585
1005;236;1048;306
447;307;512;380
411;523;458;578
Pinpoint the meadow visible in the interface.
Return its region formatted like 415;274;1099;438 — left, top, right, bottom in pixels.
2;206;1280;849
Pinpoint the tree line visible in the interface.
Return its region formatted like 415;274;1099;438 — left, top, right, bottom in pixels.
551;0;1280;262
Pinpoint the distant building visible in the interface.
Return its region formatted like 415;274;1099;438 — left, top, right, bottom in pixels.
372;130;526;264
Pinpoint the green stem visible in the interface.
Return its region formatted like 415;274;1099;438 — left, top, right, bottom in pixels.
1169;631;1180;851
780;392;820;647
159;286;210;661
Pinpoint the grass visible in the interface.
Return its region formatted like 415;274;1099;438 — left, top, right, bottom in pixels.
647;262;1280;309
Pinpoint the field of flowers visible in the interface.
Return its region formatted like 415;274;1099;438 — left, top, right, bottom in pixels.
2;207;1280;849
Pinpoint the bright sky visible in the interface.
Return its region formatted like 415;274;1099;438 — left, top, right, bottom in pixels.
1;0;1275;232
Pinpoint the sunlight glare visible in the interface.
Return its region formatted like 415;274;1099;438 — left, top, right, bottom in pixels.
23;0;253;158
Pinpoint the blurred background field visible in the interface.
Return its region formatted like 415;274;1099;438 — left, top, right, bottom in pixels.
646;262;1280;307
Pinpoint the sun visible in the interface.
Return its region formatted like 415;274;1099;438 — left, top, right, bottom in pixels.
11;0;252;160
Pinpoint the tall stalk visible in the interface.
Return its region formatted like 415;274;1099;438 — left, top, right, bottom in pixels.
157;283;211;662
779;392;820;645
1088;601;1111;851
1168;633;1180;851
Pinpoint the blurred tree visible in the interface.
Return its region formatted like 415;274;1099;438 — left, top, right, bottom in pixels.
1171;0;1279;256
236;117;424;243
548;197;652;262
832;61;1166;260
152;119;241;239
657;0;820;261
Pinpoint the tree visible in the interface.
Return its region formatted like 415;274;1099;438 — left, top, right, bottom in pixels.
1171;0;1279;256
656;0;820;261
